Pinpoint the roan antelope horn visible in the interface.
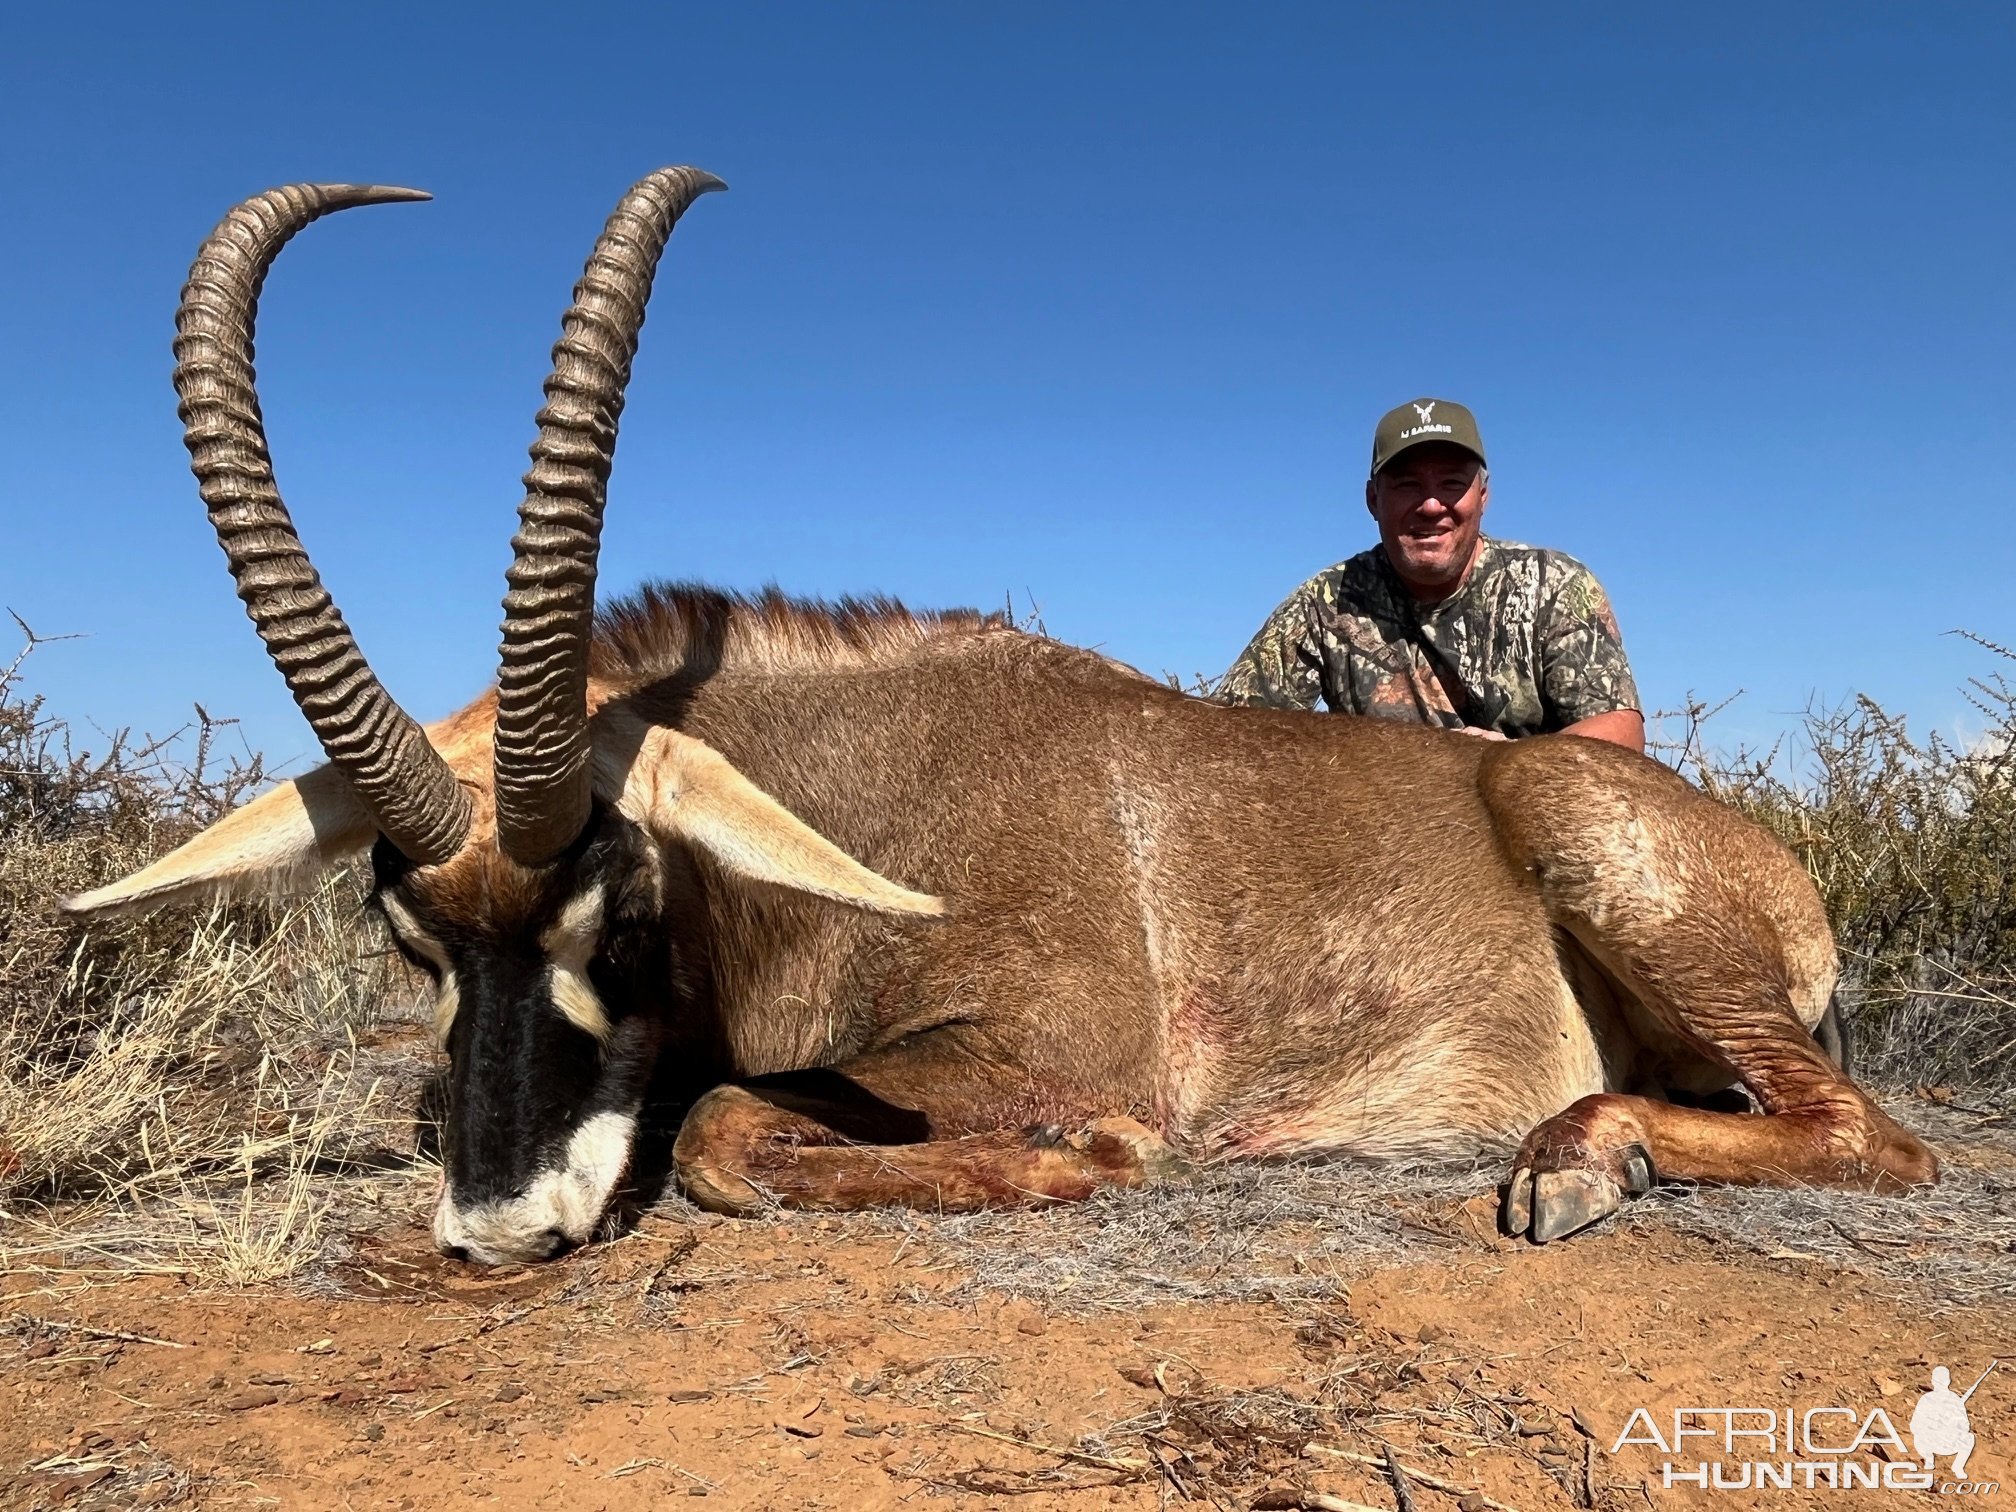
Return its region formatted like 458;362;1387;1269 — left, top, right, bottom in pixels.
493;166;727;865
174;184;473;864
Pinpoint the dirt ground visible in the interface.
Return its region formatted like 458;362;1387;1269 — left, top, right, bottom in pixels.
5;1085;2012;1511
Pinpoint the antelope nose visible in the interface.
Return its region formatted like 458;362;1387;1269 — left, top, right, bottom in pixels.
435;1226;573;1265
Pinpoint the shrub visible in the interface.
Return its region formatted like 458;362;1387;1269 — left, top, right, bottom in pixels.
1653;634;2016;1096
0;620;409;1278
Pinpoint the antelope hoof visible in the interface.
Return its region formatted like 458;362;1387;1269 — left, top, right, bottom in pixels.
1503;1166;1619;1242
1619;1142;1656;1194
678;1159;775;1218
1503;1166;1534;1236
1502;1144;1653;1244
1531;1169;1622;1242
1071;1117;1191;1187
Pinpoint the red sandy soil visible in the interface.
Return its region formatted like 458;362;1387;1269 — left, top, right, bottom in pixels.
4;1195;2009;1511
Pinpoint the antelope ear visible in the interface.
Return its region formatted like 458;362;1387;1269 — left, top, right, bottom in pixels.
601;720;942;918
60;764;377;918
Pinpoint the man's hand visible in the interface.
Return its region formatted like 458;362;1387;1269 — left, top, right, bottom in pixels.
1454;713;1643;750
1560;709;1645;753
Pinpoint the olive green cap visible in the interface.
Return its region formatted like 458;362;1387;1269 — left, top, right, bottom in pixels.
1369;397;1486;476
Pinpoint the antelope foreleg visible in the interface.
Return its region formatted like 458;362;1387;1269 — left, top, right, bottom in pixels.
672;1053;1185;1216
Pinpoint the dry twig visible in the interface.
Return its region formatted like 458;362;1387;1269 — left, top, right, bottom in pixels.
9;1314;189;1349
1306;1443;1522;1512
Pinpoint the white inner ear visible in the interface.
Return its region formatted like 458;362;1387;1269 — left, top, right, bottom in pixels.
599;717;942;919
62;763;375;918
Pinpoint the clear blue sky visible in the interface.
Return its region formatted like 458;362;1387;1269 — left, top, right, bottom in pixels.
6;3;2012;772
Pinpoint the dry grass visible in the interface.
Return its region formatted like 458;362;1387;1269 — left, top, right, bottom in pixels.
881;1157;1500;1313
851;1091;2016;1317
0;620;429;1283
1622;1096;2016;1310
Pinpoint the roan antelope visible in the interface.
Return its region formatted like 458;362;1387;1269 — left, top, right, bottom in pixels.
64;168;1938;1265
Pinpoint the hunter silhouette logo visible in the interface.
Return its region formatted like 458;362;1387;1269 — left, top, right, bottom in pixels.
1610;1361;2004;1493
1913;1363;1994;1480
1413;401;1437;424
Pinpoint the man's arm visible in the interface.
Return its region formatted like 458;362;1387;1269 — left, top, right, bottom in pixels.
1560;707;1644;750
1537;558;1644;753
1216;585;1325;711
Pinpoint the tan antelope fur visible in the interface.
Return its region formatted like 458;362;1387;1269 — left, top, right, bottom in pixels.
64;169;1937;1264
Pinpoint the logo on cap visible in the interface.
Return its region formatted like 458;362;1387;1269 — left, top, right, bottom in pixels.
1372;396;1484;475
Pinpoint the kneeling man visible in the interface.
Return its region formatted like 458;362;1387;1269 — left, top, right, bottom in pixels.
1219;398;1643;751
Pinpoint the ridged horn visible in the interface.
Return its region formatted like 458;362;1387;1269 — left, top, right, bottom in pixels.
493;166;726;864
175;183;472;864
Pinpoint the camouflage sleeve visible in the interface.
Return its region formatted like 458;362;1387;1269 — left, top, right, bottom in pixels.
1216;585;1325;710
1537;557;1640;724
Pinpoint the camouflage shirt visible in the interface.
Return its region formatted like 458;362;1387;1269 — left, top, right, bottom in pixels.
1216;537;1639;735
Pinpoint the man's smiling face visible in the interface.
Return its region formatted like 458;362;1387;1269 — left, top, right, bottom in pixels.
1365;441;1489;601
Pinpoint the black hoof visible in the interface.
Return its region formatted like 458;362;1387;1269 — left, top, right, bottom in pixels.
1502;1166;1628;1243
